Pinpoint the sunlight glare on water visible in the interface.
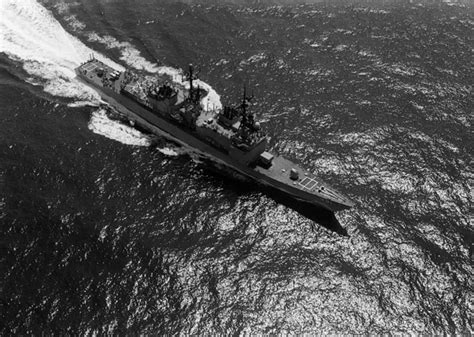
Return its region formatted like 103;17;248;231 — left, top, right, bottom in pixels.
0;0;472;334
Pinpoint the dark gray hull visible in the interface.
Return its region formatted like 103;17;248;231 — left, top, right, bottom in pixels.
78;75;353;212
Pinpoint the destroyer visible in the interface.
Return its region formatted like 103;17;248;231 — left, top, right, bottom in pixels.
76;57;354;212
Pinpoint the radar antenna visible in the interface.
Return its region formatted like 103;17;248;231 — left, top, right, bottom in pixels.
240;84;257;132
241;84;254;116
185;64;201;103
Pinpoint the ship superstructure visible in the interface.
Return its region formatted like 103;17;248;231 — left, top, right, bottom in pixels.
76;57;354;211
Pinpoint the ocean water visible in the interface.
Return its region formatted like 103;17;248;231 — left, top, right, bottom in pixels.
0;0;472;334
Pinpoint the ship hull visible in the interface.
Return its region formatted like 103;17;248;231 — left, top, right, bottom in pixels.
78;75;350;212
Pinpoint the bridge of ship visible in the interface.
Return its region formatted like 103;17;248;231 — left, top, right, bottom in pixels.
196;109;235;138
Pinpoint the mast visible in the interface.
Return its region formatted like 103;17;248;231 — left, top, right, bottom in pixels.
186;64;200;103
242;84;247;115
188;64;194;95
239;85;256;133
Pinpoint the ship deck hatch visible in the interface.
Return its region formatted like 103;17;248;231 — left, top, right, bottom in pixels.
299;177;319;191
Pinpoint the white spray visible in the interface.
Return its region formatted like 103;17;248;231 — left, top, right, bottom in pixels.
0;0;222;148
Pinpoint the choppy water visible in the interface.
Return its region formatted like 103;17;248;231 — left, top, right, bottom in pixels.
0;0;472;334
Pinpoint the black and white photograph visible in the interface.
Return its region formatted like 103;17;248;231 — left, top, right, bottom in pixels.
0;0;472;334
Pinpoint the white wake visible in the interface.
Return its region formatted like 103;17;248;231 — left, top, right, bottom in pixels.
0;0;222;148
0;0;122;103
88;109;152;147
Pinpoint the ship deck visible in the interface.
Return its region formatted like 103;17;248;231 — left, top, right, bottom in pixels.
75;60;353;210
78;59;116;77
77;59;123;91
254;155;353;207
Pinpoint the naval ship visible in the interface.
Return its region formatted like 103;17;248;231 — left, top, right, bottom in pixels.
75;57;354;212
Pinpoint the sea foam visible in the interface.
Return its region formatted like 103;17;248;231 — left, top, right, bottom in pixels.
0;0;222;148
88;109;152;147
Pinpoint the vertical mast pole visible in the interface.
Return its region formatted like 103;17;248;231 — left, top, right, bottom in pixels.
189;64;193;100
